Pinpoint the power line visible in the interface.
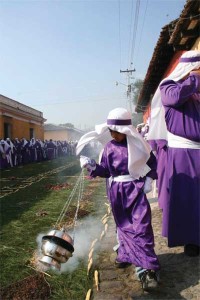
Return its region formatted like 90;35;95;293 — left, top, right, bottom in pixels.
135;0;148;60
127;0;135;68
118;0;122;70
129;0;140;69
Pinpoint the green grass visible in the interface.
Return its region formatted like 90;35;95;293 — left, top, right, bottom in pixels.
0;156;107;299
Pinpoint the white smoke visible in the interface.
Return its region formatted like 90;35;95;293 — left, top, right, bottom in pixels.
61;215;103;273
35;215;104;273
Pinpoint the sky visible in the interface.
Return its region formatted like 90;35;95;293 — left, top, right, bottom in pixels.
0;0;186;130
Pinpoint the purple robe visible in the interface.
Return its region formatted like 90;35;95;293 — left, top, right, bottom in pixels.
29;145;38;162
148;139;168;210
160;74;200;247
46;141;57;160
0;143;10;169
20;141;30;164
13;140;22;165
90;138;160;271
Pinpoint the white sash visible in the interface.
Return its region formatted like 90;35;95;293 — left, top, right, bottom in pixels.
112;174;134;182
167;131;200;149
108;174;134;187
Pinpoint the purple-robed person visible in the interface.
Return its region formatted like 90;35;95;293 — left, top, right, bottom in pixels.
77;107;160;291
20;138;30;164
148;139;168;210
29;138;38;162
13;138;22;166
46;139;57;160
91;139;158;268
148;50;200;257
0;140;11;169
160;66;200;254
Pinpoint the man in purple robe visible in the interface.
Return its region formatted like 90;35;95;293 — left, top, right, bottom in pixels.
29;138;38;162
77;107;160;290
46;139;57;160
148;50;200;257
0;140;11;169
20;138;30;164
159;51;200;256
13;138;21;166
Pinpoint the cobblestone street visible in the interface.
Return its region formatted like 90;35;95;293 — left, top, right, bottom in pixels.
91;192;200;300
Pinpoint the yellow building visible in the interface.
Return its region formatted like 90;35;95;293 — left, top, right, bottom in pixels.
0;94;46;140
44;124;84;141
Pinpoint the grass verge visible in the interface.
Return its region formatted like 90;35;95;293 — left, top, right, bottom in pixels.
0;156;108;299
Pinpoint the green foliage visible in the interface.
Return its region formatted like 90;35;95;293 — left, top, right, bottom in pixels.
59;123;74;128
131;78;144;105
130;79;144;126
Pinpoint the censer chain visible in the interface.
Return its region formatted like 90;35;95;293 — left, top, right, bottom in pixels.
54;169;85;232
71;169;84;241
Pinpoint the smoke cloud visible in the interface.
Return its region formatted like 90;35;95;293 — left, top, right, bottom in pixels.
35;215;104;273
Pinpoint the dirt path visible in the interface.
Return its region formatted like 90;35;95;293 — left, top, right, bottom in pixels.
90;199;200;300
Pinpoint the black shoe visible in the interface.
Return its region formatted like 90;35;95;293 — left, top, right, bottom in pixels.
139;270;159;291
184;244;200;257
115;259;132;268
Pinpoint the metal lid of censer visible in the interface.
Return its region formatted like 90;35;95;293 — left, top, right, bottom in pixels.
39;229;74;270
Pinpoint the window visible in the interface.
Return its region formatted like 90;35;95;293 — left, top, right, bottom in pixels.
30;128;34;139
4;123;11;139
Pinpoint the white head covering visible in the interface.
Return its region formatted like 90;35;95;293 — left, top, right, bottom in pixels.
29;138;36;146
0;139;10;153
21;138;28;147
147;50;200;140
76;107;151;179
6;138;15;153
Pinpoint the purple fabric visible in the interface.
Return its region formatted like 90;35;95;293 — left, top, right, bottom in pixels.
90;138;160;270
29;147;37;162
46;141;57;160
160;75;200;247
148;139;168;210
161;76;200;142
107;119;132;125
20;142;30;164
179;57;200;63
0;153;9;169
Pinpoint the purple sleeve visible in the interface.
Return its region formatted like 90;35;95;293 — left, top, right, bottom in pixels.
90;148;111;178
160;75;199;107
90;163;110;178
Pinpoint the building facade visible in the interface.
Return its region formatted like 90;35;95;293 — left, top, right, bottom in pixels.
44;124;84;141
136;0;200;120
0;94;46;140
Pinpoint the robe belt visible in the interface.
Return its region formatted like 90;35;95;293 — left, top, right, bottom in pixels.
167;131;200;149
109;174;133;187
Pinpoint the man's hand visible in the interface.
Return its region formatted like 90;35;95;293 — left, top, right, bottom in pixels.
80;156;96;171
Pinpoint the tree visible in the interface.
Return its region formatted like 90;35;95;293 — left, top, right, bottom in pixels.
59;123;74;128
130;79;144;126
131;79;144;105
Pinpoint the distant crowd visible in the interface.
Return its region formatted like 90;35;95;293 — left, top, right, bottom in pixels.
0;138;78;170
0;122;149;171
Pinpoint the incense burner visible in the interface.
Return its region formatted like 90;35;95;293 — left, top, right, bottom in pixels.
39;229;74;270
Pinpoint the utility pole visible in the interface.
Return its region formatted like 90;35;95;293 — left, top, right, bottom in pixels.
120;69;136;74
120;69;136;114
